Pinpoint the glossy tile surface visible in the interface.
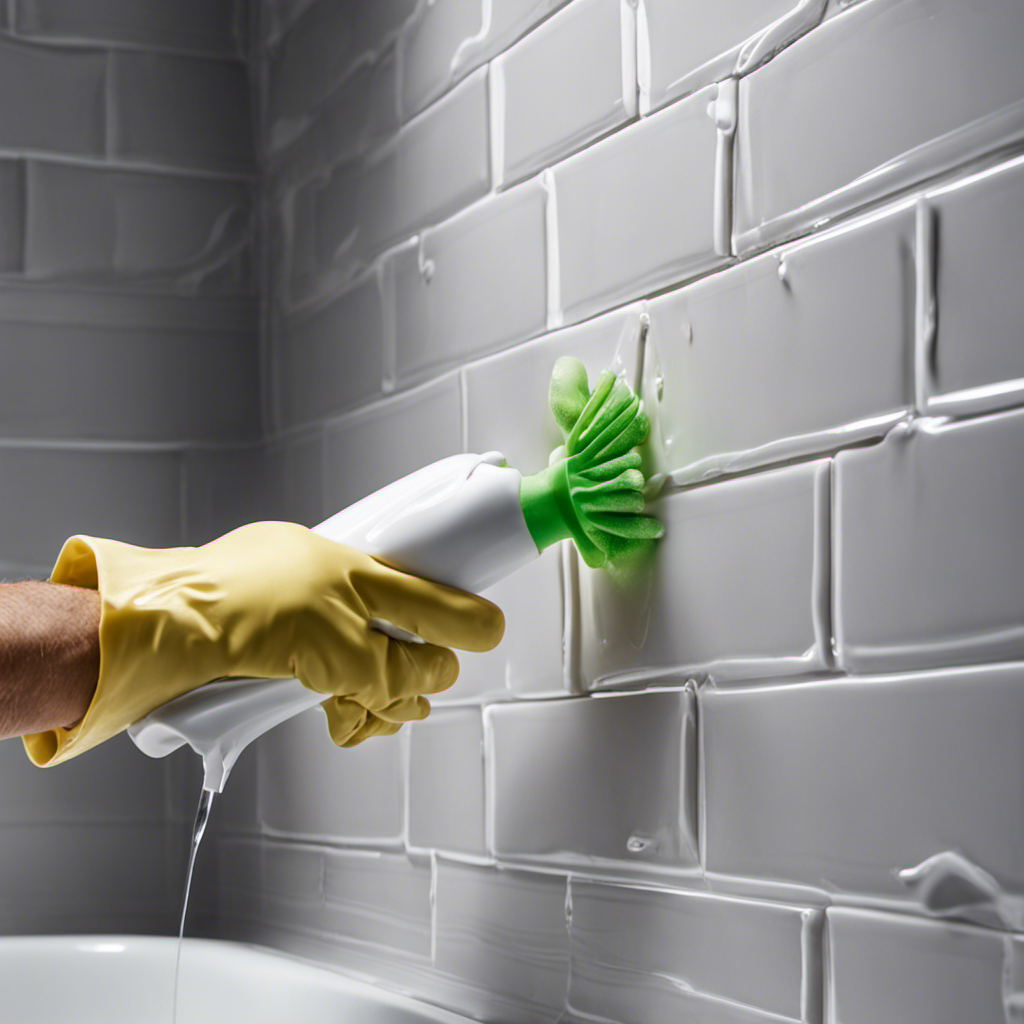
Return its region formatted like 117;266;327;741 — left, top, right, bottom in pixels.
0;35;105;156
277;273;385;431
493;0;635;188
407;708;486;855
108;51;252;172
735;0;1024;251
553;84;720;325
928;155;1024;414
569;880;820;1024
322;850;433;959
487;689;698;874
257;707;405;846
826;908;1023;1024
644;203;913;483
433;859;569;1024
638;0;803;114
15;0;245;55
580;461;830;687
24;161;253;292
323;374;463;511
834;408;1024;672
389;181;548;385
701;664;1024;901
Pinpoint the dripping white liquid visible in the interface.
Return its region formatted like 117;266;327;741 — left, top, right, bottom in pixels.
172;787;215;1024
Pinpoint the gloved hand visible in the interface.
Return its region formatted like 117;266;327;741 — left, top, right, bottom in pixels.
22;521;505;767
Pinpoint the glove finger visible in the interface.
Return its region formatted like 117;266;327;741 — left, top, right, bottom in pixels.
321;697;408;748
352;561;505;653
382;639;460;702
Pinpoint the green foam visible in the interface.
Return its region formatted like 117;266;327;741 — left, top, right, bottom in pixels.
520;357;663;570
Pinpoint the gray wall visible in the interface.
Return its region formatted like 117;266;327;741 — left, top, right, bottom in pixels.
0;0;256;935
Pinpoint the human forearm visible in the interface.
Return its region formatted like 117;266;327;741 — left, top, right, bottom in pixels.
0;581;100;740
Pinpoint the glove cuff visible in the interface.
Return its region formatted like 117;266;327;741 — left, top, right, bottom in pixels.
23;535;225;767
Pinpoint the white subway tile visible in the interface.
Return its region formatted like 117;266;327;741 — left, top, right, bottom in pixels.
15;0;244;56
735;0;1024;252
259;841;325;936
493;0;635;188
358;66;490;262
322;373;462;511
322;850;432;959
211;745;260;836
701;664;1024;903
399;0;572;121
389;182;548;385
638;0;803;114
257;706;405;846
580;461;830;688
553;84;720;325
927;156;1024;416
450;547;567;703
0;160;23;273
0;733;168;825
264;429;326;528
644;202;913;483
835;408;1024;673
569;880;821;1024
0;447;183;567
109;52;252;173
827;909;1024;1024
0;35;106;157
433;858;569;1024
462;302;644;472
407;707;486;855
277;273;385;431
24;162;253;293
0;318;259;444
487;689;699;875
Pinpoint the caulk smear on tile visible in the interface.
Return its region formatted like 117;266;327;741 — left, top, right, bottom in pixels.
709;79;737;258
733;0;828;76
914;196;938;414
899;850;1024;933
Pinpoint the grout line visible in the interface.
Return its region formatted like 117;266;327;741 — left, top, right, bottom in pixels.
914;196;938;415
0;147;256;183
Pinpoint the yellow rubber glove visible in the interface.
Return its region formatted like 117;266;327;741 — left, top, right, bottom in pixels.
22;521;505;767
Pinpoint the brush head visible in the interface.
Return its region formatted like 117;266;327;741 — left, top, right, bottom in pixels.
519;357;663;569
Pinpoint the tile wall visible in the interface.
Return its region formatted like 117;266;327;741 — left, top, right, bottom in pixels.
0;1;256;935
2;1;1023;1020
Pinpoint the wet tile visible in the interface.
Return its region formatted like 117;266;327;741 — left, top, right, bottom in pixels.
389;181;548;386
735;0;1024;252
407;707;486;855
109;52;253;173
569;880;821;1024
835;408;1024;672
322;373;462;511
553;84;720;326
486;689;698;875
638;0;802;114
432;858;569;1024
494;0;636;188
827;908;1024;1024
927;155;1024;415
644;202;913;483
580;461;830;688
256;706;405;846
701;664;1024;903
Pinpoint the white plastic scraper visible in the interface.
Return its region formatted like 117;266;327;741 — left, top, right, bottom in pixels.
128;361;661;792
